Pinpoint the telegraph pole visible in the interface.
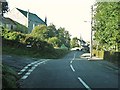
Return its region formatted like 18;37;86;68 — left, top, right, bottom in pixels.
90;5;93;58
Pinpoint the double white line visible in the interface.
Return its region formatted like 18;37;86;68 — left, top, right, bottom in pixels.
18;60;48;79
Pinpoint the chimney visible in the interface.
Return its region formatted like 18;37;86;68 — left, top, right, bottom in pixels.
45;16;47;26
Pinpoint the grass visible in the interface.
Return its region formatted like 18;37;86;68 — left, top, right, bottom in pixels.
2;64;19;88
2;45;69;59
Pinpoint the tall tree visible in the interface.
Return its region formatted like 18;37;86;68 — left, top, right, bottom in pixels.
47;24;57;38
93;2;120;51
57;27;71;48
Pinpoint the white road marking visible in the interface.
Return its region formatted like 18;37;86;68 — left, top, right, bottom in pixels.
34;64;38;67
28;69;33;72
78;77;91;90
70;64;75;72
25;72;31;75
20;60;49;80
21;69;26;72
31;67;36;70
70;60;73;64
72;53;76;60
21;76;28;79
24;66;28;69
70;53;76;71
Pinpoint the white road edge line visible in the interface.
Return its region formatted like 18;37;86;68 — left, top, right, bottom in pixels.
78;77;92;90
70;64;75;72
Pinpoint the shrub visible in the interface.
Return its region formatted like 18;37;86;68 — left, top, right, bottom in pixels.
2;64;19;88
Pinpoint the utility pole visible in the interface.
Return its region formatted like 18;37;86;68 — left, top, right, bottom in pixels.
90;5;93;58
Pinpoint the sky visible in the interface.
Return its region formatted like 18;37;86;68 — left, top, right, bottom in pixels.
6;0;96;41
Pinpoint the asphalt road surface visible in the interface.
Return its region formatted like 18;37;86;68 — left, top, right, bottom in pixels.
15;51;119;89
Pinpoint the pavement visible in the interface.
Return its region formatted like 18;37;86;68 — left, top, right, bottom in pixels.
80;53;103;60
80;53;119;70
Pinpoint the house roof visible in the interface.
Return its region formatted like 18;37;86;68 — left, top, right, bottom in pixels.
2;17;16;25
16;8;46;25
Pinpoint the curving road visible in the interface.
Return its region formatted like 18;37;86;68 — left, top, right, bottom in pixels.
17;51;119;89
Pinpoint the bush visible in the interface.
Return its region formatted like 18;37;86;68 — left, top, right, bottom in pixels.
2;64;19;88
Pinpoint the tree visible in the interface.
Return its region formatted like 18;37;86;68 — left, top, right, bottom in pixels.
47;37;60;47
57;27;71;48
93;2;120;51
31;24;71;49
47;24;57;38
70;37;79;48
31;25;48;41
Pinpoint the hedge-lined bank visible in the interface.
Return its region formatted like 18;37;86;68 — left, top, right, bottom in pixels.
2;28;70;59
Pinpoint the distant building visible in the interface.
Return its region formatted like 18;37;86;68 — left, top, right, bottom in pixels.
6;8;47;33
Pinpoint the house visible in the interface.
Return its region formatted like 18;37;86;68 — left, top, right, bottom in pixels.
2;17;17;30
6;8;47;33
0;17;28;33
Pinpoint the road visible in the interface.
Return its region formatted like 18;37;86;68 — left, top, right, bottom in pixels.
2;51;119;89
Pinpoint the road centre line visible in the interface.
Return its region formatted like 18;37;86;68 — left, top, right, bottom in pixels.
78;77;92;90
70;64;75;72
70;53;76;71
72;53;76;60
70;60;73;64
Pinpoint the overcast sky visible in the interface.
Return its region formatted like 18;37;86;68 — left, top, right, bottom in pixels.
6;0;96;41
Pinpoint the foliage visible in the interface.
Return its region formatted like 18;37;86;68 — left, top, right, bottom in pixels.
2;28;25;41
57;27;71;48
48;37;60;47
2;28;53;50
31;25;48;40
2;23;71;58
47;24;57;38
2;64;19;88
70;37;79;48
93;2;120;51
31;24;71;48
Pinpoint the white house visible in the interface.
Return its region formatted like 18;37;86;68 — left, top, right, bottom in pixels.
6;8;47;33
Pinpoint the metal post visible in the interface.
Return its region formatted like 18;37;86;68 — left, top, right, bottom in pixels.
90;5;93;58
